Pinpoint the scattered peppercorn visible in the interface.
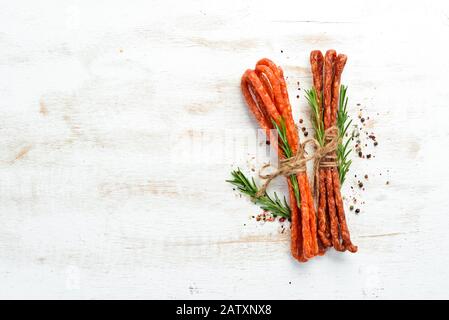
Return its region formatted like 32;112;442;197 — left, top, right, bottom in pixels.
364;174;368;179
358;181;364;188
374;141;378;146
367;154;372;159
301;127;306;132
304;131;309;137
355;208;360;214
349;205;354;211
358;151;363;157
299;119;303;124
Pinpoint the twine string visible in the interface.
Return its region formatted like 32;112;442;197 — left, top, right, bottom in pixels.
255;126;340;200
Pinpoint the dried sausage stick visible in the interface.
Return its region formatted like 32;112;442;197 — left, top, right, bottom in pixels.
310;51;332;248
310;50;324;113
257;59;317;258
330;54;357;253
331;54;347;125
332;170;358;252
323;50;345;251
241;66;306;261
241;70;272;132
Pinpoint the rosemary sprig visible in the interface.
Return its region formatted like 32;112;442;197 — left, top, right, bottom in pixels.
226;118;301;218
272;119;301;209
226;169;290;218
306;85;353;184
305;88;324;146
336;85;353;184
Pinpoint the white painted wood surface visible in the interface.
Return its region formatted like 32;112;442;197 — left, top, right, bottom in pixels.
1;0;449;299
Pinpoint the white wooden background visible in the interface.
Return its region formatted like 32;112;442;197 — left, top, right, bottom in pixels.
1;0;449;299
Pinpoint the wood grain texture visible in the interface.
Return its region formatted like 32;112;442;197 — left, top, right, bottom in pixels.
1;0;449;299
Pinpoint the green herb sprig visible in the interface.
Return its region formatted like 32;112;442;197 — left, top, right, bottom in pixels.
336;85;352;184
305;88;324;146
227;169;290;218
226;117;302;217
272;118;301;209
306;85;353;184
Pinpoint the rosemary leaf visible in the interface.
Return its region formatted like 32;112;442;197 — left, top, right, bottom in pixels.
272;118;301;208
226;168;291;218
336;85;353;184
305;88;325;146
